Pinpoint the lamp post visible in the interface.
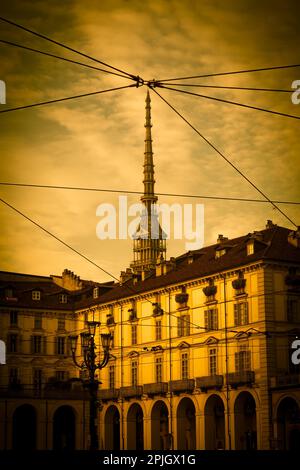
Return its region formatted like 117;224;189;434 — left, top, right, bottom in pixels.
69;321;112;451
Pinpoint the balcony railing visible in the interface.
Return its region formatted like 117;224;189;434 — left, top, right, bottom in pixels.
143;382;168;395
169;379;195;393
0;386;89;400
270;374;300;389
196;375;223;391
98;388;119;400
227;370;255;387
119;385;143;398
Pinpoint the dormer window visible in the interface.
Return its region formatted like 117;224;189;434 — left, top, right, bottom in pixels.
5;288;13;298
215;248;226;259
247;242;254;256
59;294;67;304
32;290;41;301
93;287;99;299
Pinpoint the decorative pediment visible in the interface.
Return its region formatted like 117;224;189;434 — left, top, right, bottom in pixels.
204;336;219;345
177;341;190;349
234;331;249;340
127;350;139;358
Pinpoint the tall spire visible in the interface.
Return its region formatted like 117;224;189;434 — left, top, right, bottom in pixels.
130;91;166;275
142;90;157;205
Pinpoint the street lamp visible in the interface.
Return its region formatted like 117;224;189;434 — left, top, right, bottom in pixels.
69;320;112;450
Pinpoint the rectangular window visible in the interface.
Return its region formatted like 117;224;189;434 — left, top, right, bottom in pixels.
131;361;138;386
59;294;67;304
33;369;43;392
5;288;13;298
32;335;42;354
55;370;67;381
8;334;18;353
34;317;42;329
181;352;189;379
57;319;65;331
9;368;19;385
57;337;65;355
10;311;18;326
155;320;162;341
155;357;163;382
204;308;218;331
235;346;251;372
177;315;190;337
32;290;41;301
131;324;137;345
287;297;300;322
109;364;115;389
209;348;217;375
234;302;249;326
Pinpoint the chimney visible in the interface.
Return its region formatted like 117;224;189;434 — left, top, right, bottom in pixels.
266;220;275;229
120;268;133;284
217;234;228;244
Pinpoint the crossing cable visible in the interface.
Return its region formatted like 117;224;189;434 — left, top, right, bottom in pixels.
156;84;300;121
0;83;136;113
0;16;139;82
0;182;299;205
150;87;298;229
0;39;133;80
157;64;300;82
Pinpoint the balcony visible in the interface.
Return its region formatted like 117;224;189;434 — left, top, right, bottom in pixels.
169;379;194;393
0;385;89;400
227;371;255;388
196;375;223;391
270;374;300;389
98;388;119;400
119;385;143;398
143;382;168;396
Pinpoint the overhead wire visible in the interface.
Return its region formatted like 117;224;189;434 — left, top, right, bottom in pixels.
157;63;300;82
0;182;299;205
150;87;298;229
0;39;133;80
155;83;292;93
0;83;136;114
156;83;300;121
0;16;138;81
0;197;120;282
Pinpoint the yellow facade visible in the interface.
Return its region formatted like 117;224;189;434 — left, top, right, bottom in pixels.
80;253;300;451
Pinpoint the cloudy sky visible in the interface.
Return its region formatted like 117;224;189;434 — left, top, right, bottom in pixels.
0;0;299;282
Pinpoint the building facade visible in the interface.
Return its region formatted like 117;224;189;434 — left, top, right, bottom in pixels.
0;269;113;450
0;92;300;450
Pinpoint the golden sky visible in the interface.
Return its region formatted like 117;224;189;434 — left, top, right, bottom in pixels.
0;0;299;282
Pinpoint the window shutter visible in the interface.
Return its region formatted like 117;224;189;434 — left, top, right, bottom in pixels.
204;310;208;330
43;337;47;355
244;302;249;324
235;352;240;372
177;317;182;336
214;309;218;330
31;336;34;354
246;350;251;370
234;304;239;326
55;337;58;355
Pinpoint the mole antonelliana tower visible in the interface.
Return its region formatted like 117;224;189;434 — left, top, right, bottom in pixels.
130;91;166;274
